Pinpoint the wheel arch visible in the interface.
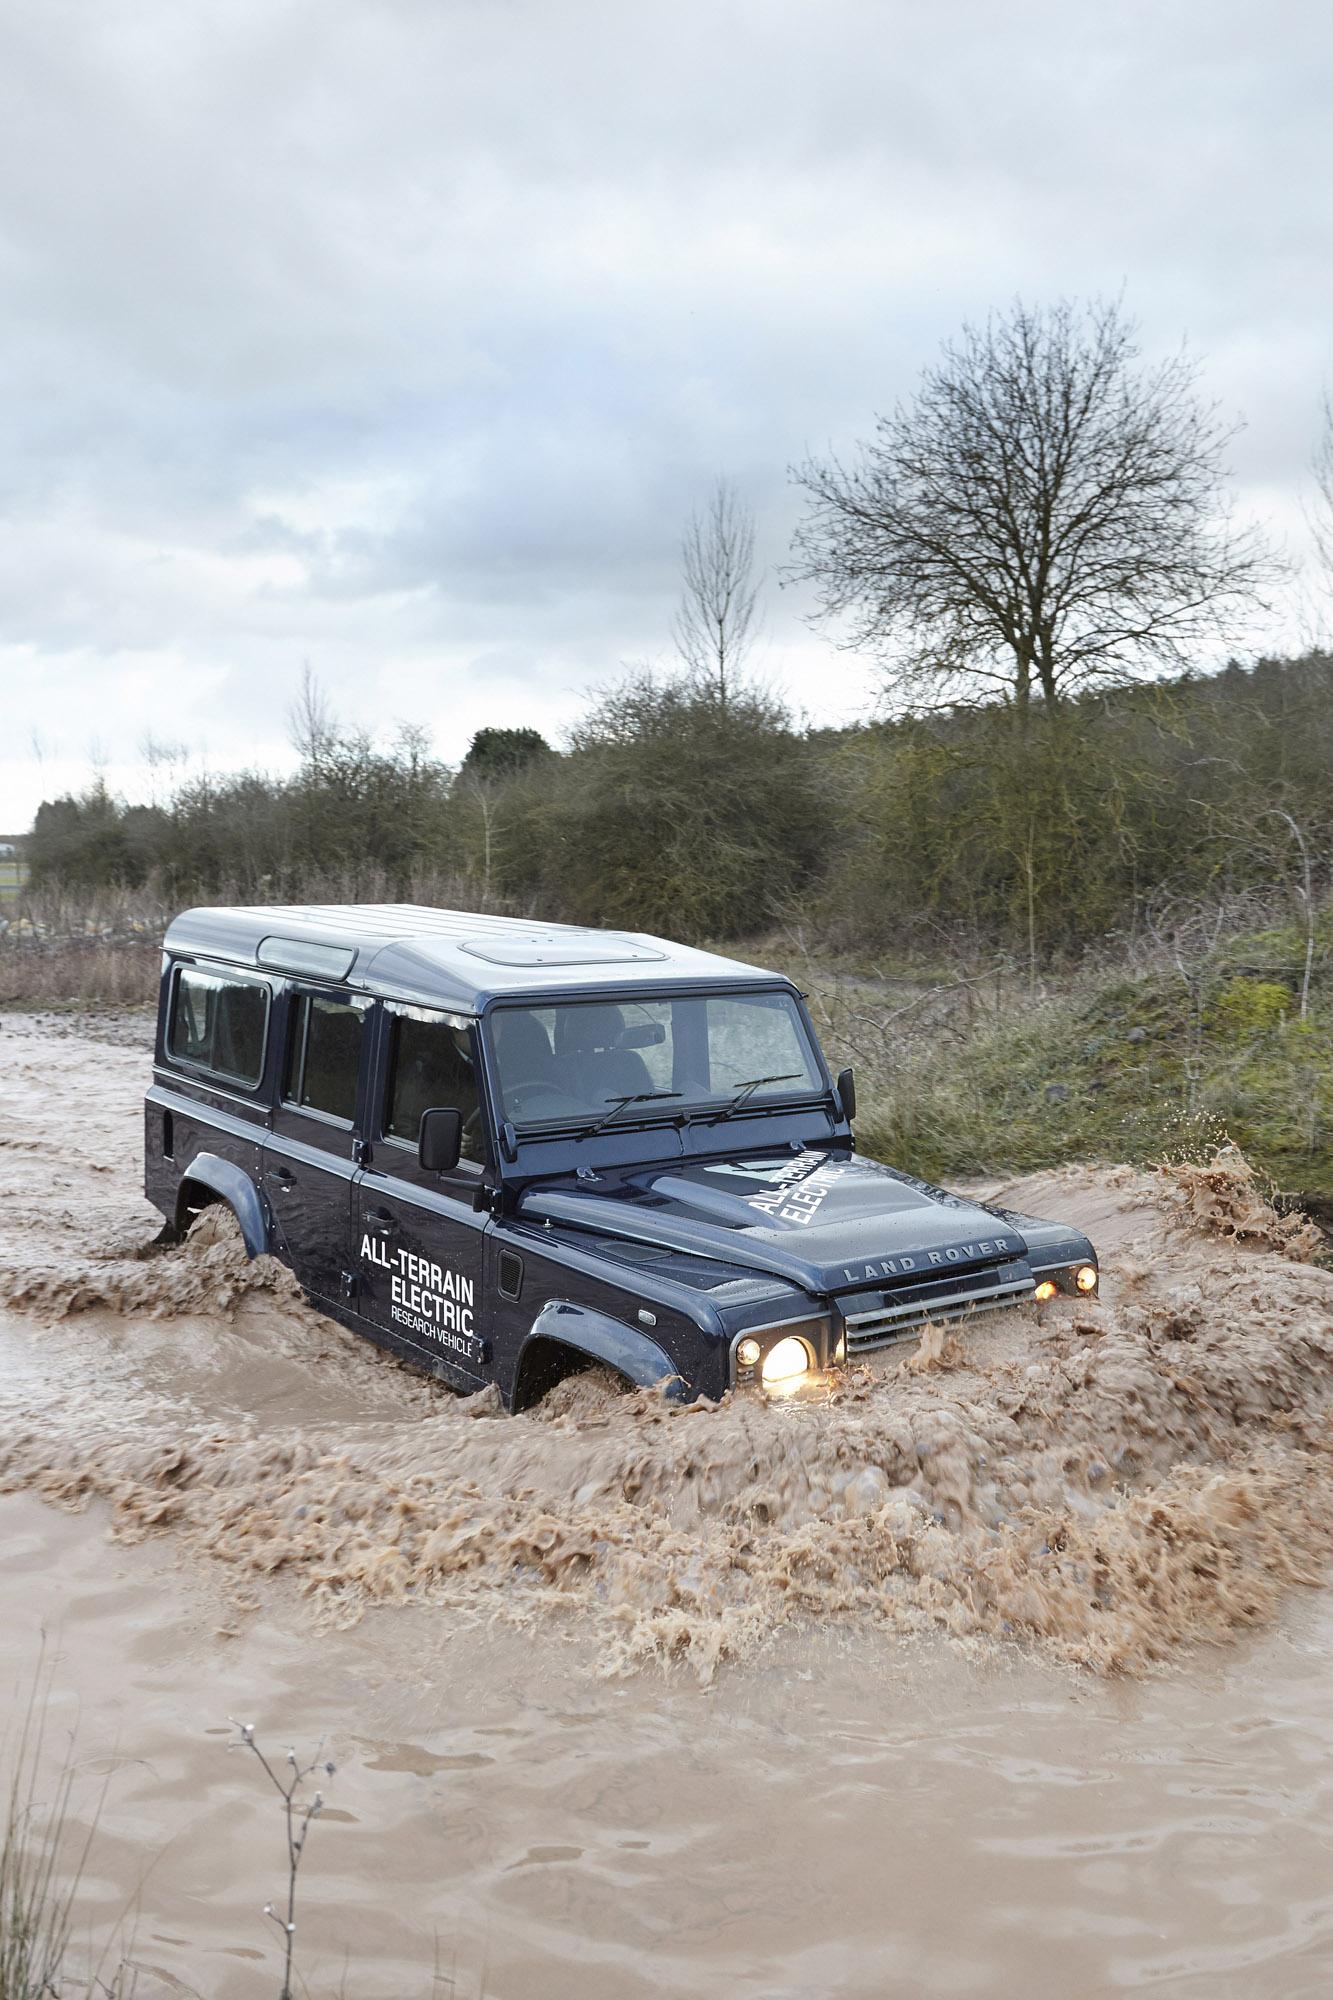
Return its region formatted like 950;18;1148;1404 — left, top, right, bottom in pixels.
175;1151;269;1260
511;1301;688;1411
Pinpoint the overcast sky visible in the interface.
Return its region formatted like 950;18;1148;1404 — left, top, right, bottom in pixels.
1;0;1329;829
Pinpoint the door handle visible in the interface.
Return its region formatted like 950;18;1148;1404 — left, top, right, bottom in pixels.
265;1168;296;1189
365;1208;401;1234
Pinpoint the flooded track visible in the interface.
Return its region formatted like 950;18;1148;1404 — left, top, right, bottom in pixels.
4;1010;1333;1996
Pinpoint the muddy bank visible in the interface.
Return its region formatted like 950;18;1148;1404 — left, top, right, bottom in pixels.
2;1011;1333;1683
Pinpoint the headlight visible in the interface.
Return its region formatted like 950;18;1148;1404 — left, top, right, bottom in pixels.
737;1337;762;1368
1033;1280;1058;1301
761;1336;812;1385
1075;1265;1098;1292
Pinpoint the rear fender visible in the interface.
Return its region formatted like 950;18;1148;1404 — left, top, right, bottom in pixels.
176;1152;269;1259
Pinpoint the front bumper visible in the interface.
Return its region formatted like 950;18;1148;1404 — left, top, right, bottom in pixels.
727;1249;1100;1386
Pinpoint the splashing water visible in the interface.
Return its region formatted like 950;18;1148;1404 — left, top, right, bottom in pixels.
2;1013;1332;1686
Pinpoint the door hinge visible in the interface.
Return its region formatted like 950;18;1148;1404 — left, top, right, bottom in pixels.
340;1270;360;1302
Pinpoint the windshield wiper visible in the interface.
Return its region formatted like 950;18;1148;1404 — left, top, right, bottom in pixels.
709;1073;802;1123
578;1091;683;1139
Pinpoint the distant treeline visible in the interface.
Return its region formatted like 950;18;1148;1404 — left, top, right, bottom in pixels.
26;654;1333;959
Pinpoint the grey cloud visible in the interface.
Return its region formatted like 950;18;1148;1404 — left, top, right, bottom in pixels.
0;0;1329;826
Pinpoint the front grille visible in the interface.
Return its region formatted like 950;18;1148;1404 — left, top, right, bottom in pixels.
841;1267;1034;1352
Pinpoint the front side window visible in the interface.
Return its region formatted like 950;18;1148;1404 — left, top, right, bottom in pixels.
284;993;366;1124
383;1007;483;1163
489;990;824;1127
167;966;269;1087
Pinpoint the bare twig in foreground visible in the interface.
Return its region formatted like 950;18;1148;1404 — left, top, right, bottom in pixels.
229;1721;334;2000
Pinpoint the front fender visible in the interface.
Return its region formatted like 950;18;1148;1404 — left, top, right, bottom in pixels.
178;1152;269;1259
521;1301;689;1401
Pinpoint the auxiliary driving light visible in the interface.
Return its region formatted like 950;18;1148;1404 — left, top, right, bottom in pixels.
761;1336;812;1386
1075;1265;1098;1292
1033;1280;1059;1302
737;1337;762;1369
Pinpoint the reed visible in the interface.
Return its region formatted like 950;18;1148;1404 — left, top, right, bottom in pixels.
0;1671;131;2000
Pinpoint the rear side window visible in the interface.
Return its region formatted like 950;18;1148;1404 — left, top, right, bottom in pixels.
284;994;366;1124
168;967;269;1088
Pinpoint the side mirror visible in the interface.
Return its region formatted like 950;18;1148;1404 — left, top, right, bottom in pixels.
836;1067;856;1121
418;1106;463;1174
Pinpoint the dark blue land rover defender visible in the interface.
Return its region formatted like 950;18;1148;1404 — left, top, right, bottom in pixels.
144;905;1098;1407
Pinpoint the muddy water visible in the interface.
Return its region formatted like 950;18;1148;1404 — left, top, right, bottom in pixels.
12;1495;1333;1999
5;1011;1333;1995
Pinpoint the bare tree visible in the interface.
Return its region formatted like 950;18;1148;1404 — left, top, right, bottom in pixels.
1308;393;1333;605
673;479;760;714
790;299;1274;720
1265;807;1317;1020
139;730;189;809
1191;795;1323;1020
286;663;337;772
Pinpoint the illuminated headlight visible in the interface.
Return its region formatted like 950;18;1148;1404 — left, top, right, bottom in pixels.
737;1337;762;1368
761;1336;812;1385
1033;1280;1058;1302
1075;1265;1098;1293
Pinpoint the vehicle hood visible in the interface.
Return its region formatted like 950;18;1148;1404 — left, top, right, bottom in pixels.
518;1149;1031;1296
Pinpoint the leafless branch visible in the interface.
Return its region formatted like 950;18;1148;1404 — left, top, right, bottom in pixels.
229;1720;335;2000
286;664;338;773
673;479;760;714
790;297;1279;719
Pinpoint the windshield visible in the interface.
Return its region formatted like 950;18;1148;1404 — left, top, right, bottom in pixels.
488;991;825;1129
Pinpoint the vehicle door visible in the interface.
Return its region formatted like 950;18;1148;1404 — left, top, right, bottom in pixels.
262;986;372;1304
353;1002;491;1387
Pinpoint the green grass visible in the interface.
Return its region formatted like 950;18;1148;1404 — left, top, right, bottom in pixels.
847;924;1333;1199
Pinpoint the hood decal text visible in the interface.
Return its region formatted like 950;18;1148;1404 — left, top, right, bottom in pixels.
743;1156;849;1227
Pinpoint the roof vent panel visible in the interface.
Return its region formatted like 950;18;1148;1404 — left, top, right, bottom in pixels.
458;935;666;967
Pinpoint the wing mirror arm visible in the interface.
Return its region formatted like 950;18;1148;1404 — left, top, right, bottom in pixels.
836;1067;856;1122
418;1106;463;1175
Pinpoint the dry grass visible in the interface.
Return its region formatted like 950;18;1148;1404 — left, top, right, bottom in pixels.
0;946;160;1008
0;871;514;1011
0;1671;132;2000
0;885;167;1010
